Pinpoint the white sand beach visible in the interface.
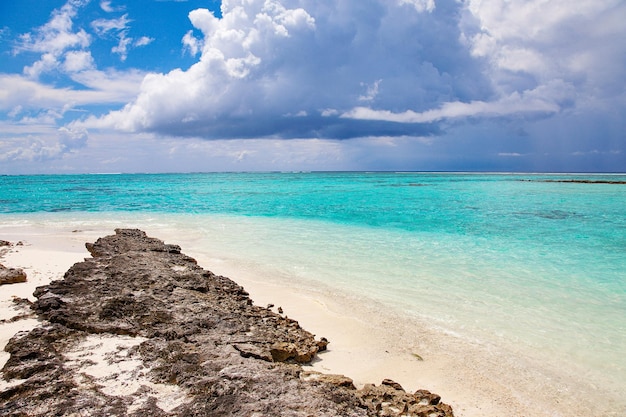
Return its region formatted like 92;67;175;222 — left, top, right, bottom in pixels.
0;224;622;417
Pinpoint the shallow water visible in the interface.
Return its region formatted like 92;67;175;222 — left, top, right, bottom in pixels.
1;172;625;405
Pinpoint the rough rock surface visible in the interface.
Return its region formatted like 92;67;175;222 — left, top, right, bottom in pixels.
0;229;454;416
0;241;27;286
0;265;27;286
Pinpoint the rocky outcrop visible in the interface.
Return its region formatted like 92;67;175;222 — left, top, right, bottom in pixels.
1;229;453;416
0;240;27;285
0;265;27;286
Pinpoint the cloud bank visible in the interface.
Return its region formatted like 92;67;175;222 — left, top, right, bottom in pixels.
83;0;626;146
83;0;491;138
1;0;625;172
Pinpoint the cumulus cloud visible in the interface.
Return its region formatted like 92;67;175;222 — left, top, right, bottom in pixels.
15;0;90;55
182;30;201;56
58;126;88;150
0;122;88;170
62;50;95;72
460;0;626;96
81;0;626;145
86;0;486;139
0;0;151;173
3;0;625;173
15;0;90;78
0;137;64;163
0;125;87;164
3;1;149;122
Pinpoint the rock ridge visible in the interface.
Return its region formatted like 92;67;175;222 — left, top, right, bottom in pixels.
1;228;453;416
0;240;27;286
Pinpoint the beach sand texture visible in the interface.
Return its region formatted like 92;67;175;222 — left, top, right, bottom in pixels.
0;225;623;416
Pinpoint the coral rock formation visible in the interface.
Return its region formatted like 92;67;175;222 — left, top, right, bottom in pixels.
1;229;453;416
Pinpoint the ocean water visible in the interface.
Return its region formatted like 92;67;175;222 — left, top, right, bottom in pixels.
1;172;625;400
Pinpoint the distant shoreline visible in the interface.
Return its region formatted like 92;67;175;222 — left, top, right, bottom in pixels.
2;170;626;177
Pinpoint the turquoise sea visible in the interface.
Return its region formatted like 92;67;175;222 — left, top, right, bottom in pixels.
1;172;625;403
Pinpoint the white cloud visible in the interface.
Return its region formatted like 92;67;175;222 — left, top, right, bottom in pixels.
7;106;23;119
0;133;65;163
134;36;153;47
1;137;88;165
100;1;115;12
111;33;132;61
461;0;626;96
85;1;321;135
321;109;339;117
15;0;91;78
91;13;152;61
63;50;95;72
94;0;617;140
3;0;625;173
91;14;131;36
188;8;219;36
0;124;86;166
70;68;145;99
398;0;435;13
100;1;124;13
343;85;564;124
23;53;59;78
182;30;201;56
359;79;382;103
58;126;88;150
498;152;524;157
15;1;90;56
345;101;503;123
0;71;144;113
7;0;144;113
85;0;482;139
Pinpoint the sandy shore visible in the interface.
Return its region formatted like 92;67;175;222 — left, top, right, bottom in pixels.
1;225;622;417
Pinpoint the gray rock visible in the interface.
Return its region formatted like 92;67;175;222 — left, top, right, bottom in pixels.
0;264;27;285
1;229;454;416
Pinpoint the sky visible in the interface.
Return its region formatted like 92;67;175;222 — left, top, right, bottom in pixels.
0;0;625;174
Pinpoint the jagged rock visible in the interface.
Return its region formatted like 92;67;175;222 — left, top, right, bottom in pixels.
1;229;454;416
382;378;405;391
0;264;27;285
0;240;27;285
356;381;451;417
301;371;357;389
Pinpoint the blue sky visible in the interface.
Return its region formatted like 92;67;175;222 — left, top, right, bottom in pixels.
1;0;624;173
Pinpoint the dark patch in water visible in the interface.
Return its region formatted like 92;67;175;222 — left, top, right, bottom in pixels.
47;207;73;212
516;210;582;220
520;179;626;184
383;183;430;187
537;210;572;220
